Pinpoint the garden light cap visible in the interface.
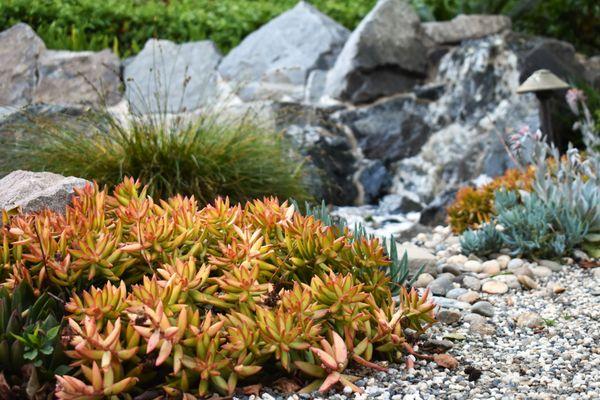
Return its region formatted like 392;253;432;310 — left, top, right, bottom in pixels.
516;69;570;94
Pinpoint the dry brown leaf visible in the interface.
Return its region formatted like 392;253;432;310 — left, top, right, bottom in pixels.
0;373;11;399
552;285;566;294
273;377;302;393
579;259;600;269
434;353;459;369
242;384;262;396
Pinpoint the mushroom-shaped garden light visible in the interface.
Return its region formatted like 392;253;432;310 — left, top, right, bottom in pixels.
517;69;570;147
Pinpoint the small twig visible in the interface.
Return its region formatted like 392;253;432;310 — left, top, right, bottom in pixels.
47;291;66;305
402;342;434;361
493;128;524;171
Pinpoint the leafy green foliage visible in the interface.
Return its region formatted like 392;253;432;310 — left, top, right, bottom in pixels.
0;0;595;58
13;324;60;367
413;0;598;54
0;0;376;57
0;283;69;396
0;110;308;206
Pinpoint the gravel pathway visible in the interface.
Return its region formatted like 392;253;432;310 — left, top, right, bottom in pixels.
246;265;599;400
398;264;600;400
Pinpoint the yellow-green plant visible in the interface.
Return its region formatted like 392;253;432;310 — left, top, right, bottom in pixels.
0;178;438;398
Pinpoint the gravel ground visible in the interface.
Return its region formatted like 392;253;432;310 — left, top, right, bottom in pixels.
235;221;600;400
244;265;599;400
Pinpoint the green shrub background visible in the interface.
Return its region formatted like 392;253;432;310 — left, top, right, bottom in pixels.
0;0;377;56
0;0;596;57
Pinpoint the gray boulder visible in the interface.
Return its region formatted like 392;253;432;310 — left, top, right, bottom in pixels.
0;24;46;107
584;55;600;90
34;49;121;106
0;170;89;214
124;39;222;113
0;103;89;142
325;0;428;103
379;191;423;213
396;243;437;275
286;124;360;205
304;70;329;104
333;94;431;163
423;14;511;44
419;188;458;226
272;102;360;205
390;36;539;205
357;159;391;204
218;1;349;102
515;36;587;84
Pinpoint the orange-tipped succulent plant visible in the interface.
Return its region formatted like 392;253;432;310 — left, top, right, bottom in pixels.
55;361;138;400
66;281;128;325
0;178;440;398
448;167;535;233
295;331;363;394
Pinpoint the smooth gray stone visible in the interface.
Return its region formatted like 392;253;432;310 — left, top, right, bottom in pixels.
0;23;45;107
0;170;89;214
325;0;428;103
125;39;222;113
219;1;349;102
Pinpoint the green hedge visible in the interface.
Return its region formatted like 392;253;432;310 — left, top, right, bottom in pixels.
0;0;596;58
0;0;376;57
415;0;598;55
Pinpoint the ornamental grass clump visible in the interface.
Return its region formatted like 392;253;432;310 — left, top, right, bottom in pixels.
0;110;308;206
0;179;438;398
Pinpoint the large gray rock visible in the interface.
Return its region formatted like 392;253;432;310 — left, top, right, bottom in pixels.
423;14;511;44
429;36;527;125
390;36;539;204
34;49;121;106
218;1;349;102
0;24;46;107
124;39;222;113
272;102;360;205
515;36;587;84
0;170;89;214
0;103;89;142
357;159;391;204
396;243;437;275
379;191;423;213
325;0;428;103
333;94;431;163
419;188;457;226
584;55;600;90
